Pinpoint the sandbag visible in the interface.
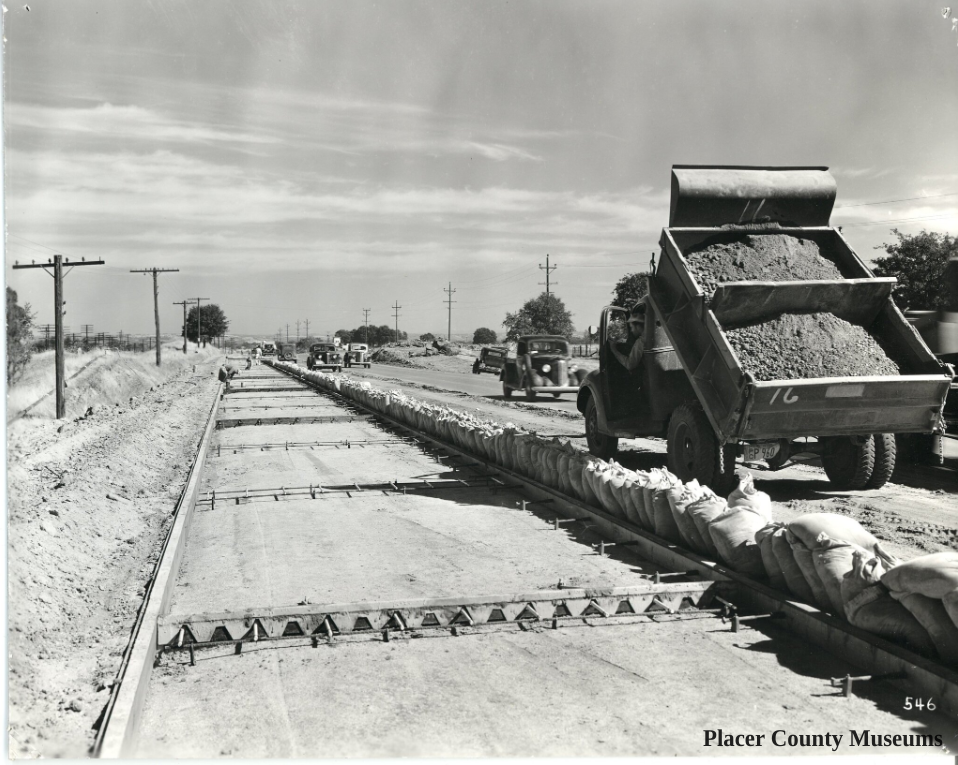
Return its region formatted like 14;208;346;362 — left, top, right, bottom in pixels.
755;523;787;591
788;513;898;569
891;591;958;665
627;473;654;530
686;495;726;558
813;534;869;616
943;590;958;634
787;531;832;611
617;469;644;526
726;472;772;521
652;488;683;543
845;585;936;656
881;552;958;599
708;506;767;577
582;460;606;509
643;469;678;533
840;550;885;607
592;461;626;517
603;461;631;519
667;481;710;553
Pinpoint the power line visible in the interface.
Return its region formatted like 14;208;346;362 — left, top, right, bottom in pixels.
840;213;954;229
835;190;958;209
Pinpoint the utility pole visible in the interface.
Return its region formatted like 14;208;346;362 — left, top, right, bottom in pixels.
443;282;456;341
296;320;301;346
173;301;190;354
81;324;94;348
539;253;558;297
191;298;210;350
130;267;180;367
392;301;401;344
13;254;105;418
362;308;371;344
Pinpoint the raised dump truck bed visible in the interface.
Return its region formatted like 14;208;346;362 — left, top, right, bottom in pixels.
649;167;952;447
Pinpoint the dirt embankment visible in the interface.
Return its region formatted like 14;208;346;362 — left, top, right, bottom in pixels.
6;355;221;757
684;234;899;379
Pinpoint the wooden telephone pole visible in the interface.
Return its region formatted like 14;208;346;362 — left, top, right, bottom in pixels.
130;267;179;366
173;301;190;354
191;298;210;349
12;254;105;418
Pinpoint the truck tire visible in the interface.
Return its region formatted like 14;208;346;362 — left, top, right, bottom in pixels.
865;433;896;489
585;397;618;459
666;403;737;495
502;383;513;399
822;435;875;490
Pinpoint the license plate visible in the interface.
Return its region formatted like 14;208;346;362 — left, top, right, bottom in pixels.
744;443;780;462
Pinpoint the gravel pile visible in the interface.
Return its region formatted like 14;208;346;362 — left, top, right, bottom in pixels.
725;312;900;381
684;234;843;299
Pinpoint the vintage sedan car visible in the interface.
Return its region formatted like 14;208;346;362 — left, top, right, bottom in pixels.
261;342;277;357
345;343;372;368
306;343;344;371
500;336;587;400
472;346;508;375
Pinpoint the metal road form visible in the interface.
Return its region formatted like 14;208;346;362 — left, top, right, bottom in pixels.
97;362;958;758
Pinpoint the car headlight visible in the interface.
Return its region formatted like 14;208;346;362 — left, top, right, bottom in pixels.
541;363;551;373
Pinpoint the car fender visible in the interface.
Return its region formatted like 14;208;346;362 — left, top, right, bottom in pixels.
576;372;610;430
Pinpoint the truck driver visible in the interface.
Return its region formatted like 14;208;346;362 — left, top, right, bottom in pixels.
610;300;646;372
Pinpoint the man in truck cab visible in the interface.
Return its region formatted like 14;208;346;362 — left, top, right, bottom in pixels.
609;300;647;373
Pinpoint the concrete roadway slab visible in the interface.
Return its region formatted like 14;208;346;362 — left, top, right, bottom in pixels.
172;491;656;615
135;615;958;758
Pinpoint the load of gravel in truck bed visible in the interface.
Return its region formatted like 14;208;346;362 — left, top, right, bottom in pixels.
684;233;844;299
725;312;900;381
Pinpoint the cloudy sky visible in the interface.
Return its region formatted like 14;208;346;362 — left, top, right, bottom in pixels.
4;0;958;341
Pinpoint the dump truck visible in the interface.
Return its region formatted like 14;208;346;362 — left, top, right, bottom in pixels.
577;165;953;492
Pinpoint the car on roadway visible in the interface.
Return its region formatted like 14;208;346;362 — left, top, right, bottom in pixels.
473;346;508;375
261;343;277;357
307;342;344;371
345;343;372;368
500;336;586;399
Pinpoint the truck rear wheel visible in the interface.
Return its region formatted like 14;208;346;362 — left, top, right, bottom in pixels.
585;397;618;459
821;435;875;490
667;403;737;495
865;433;896;489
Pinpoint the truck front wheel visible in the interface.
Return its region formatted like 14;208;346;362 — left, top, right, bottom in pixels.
667;403;737;495
585;397;618;459
821;435;875;490
865;433;896;489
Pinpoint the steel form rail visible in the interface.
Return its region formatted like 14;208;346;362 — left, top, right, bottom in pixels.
95;380;226;758
211;437;416;454
267;360;958;715
215;414;375;429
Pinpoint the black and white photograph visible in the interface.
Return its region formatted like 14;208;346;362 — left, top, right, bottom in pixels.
4;0;958;758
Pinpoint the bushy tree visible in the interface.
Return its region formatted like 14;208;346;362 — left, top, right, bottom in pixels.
6;287;35;385
873;230;958;310
611;271;650;309
502;293;575;341
297;335;319;351
472;327;497;344
334;329;353;344
419;332;436;342
184;304;230;344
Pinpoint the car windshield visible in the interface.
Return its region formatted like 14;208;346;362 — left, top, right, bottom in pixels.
311;345;335;352
527;340;567;354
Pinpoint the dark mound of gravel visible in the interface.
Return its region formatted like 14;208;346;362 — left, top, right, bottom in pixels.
685;234;843;299
725;312;900;381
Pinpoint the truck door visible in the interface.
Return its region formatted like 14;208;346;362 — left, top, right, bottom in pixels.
601;306;641;420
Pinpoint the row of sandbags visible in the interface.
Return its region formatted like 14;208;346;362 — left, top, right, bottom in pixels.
276;361;958;666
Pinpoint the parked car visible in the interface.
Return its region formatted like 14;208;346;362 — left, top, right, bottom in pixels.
473;346;508;375
500;336;586;399
261;342;277;357
307;343;344;371
345;343;372;368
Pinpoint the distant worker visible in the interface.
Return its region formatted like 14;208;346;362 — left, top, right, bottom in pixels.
610;300;647;373
218;364;238;390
